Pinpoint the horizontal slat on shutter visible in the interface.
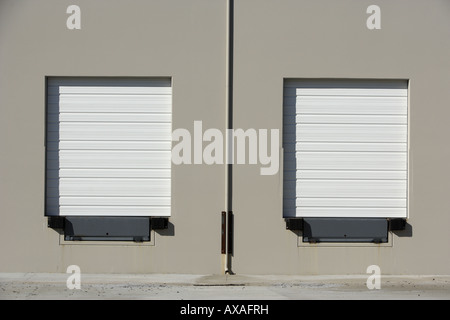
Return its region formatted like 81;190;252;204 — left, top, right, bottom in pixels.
47;141;171;150
291;142;407;152
284;96;407;114
47;113;171;123
59;178;170;197
284;152;407;170
59;206;170;216
58;123;171;140
294;207;406;218
296;197;406;208
52;168;171;178
58;150;171;169
59;196;170;206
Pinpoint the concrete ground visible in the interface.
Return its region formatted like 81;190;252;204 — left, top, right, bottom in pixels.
0;273;449;300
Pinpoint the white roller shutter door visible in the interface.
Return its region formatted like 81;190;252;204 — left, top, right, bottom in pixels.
46;78;172;217
283;79;408;218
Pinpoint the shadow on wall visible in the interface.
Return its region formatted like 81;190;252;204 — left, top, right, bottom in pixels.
155;221;175;237
392;222;413;237
46;92;60;218
282;86;297;217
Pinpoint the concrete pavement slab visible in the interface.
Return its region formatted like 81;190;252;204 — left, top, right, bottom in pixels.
0;273;449;300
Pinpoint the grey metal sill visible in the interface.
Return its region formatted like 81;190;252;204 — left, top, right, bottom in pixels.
58;232;155;246
286;217;406;245
48;216;169;242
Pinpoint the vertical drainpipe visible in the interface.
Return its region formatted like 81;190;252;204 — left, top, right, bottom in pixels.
223;0;234;275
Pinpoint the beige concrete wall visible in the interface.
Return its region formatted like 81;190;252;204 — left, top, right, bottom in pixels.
232;0;450;275
0;0;227;274
0;0;449;275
